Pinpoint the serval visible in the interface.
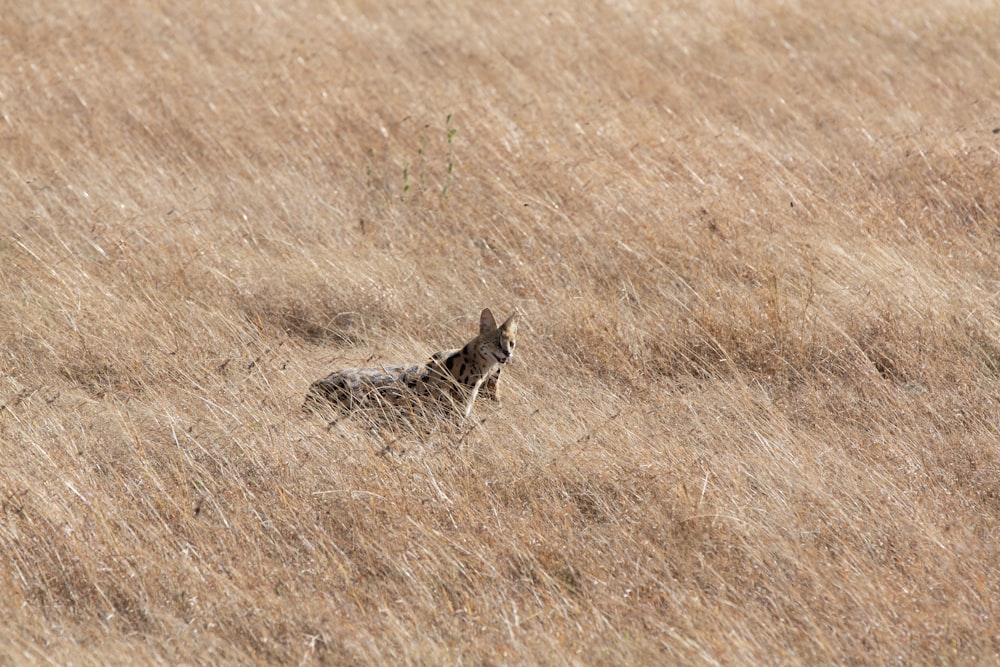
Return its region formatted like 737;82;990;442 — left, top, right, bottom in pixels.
304;308;518;419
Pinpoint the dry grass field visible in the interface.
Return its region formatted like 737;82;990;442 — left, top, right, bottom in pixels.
2;0;999;664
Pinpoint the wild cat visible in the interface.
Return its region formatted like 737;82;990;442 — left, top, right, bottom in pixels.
304;308;519;418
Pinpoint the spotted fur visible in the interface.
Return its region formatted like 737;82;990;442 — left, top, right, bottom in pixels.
304;308;518;418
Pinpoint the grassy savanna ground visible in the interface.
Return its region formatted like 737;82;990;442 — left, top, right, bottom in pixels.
2;0;1000;663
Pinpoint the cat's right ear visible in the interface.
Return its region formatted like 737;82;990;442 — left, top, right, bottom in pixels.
479;308;498;335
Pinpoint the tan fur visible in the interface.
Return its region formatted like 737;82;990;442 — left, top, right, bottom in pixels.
305;308;519;418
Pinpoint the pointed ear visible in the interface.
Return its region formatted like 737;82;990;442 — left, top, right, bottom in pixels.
500;311;519;334
479;308;497;335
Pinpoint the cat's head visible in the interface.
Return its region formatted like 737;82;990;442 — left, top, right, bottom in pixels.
478;308;519;365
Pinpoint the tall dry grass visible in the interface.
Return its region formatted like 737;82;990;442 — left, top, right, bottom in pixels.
1;0;999;664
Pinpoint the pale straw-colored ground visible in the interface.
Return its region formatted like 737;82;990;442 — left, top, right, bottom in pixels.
2;1;999;663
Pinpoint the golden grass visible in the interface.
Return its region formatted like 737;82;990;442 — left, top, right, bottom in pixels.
2;0;999;663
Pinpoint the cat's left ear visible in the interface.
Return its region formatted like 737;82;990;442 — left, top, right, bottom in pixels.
500;311;519;333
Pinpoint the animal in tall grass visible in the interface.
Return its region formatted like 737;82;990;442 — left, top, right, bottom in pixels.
305;308;518;418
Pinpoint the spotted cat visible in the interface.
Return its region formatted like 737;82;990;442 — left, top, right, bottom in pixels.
304;308;518;418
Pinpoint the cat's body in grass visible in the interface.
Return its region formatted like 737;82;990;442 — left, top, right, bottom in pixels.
305;308;518;419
